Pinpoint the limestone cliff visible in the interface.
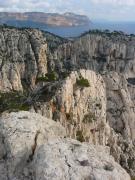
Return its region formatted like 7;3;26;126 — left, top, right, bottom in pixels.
50;32;135;176
0;27;47;92
0;27;135;177
34;69;109;146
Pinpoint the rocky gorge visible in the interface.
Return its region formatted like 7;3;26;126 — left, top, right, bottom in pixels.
0;26;135;179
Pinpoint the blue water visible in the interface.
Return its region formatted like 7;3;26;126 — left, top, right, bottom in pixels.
3;20;135;37
44;25;91;37
91;21;135;34
44;22;135;37
5;20;91;37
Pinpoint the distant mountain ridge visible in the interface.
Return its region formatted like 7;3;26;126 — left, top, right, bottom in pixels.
0;12;90;27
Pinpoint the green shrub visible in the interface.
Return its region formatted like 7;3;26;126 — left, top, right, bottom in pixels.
46;71;57;81
36;71;57;83
61;71;70;79
66;112;73;120
66;112;74;124
76;130;85;142
83;112;96;123
0;91;29;113
36;76;48;83
17;104;30;111
76;77;90;87
80;29;128;39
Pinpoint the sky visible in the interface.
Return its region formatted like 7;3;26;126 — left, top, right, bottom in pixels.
0;0;135;22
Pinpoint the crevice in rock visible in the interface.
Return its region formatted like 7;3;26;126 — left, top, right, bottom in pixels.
64;154;72;180
1;135;10;180
77;160;90;167
27;130;40;162
0;57;4;71
104;163;114;171
65;155;71;168
29;35;39;65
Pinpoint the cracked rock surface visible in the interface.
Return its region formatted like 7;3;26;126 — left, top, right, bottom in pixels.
0;111;66;180
0;111;130;180
34;138;130;180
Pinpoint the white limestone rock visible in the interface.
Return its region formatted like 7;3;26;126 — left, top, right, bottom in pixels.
34;138;131;180
0;111;66;180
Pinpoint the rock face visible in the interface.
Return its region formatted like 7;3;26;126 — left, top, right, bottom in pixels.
54;32;135;77
104;71;135;176
0;111;130;180
68;33;135;176
35;69;109;146
50;32;135;176
0;27;47;92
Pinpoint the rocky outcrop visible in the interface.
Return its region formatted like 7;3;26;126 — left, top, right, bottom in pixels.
0;111;130;180
34;69;109;146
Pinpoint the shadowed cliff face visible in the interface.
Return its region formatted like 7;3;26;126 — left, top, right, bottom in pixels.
0;27;135;176
53;32;135;76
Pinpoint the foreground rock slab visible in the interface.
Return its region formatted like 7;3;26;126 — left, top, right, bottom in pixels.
0;111;131;180
34;138;131;180
0;111;66;180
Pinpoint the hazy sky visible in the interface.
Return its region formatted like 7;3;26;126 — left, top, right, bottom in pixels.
0;0;135;21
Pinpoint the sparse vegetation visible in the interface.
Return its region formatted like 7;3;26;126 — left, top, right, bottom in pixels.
76;130;85;142
36;71;57;83
95;103;102;109
104;163;114;171
66;112;74;124
76;77;90;87
43;31;68;52
0;91;29;113
61;71;70;79
0;24;34;30
46;71;57;81
36;76;48;83
0;24;15;29
80;29;135;40
66;112;73;120
83;112;96;123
